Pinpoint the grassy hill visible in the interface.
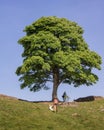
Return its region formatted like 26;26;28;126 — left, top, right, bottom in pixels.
0;94;104;130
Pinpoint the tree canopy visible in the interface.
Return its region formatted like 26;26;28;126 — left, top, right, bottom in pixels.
16;16;102;100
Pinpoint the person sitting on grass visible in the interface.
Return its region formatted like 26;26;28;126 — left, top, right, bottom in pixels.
49;98;59;113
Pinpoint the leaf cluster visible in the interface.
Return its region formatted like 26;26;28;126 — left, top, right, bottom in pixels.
16;16;102;91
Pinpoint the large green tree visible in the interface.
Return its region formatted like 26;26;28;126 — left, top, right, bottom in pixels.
16;16;102;100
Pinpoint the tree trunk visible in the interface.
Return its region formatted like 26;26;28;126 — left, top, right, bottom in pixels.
52;83;58;100
52;67;59;101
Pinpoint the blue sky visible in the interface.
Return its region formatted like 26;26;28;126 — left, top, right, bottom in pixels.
0;0;104;101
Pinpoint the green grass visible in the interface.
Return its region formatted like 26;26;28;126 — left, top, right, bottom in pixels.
0;95;104;130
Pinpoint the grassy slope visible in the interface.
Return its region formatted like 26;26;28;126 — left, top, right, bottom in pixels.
0;95;104;130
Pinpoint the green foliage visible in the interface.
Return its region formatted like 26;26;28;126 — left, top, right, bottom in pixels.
16;16;102;95
0;96;104;130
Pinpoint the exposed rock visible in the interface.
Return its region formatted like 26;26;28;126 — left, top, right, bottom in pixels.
72;113;81;117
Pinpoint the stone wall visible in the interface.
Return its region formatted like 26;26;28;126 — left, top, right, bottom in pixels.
74;96;103;102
